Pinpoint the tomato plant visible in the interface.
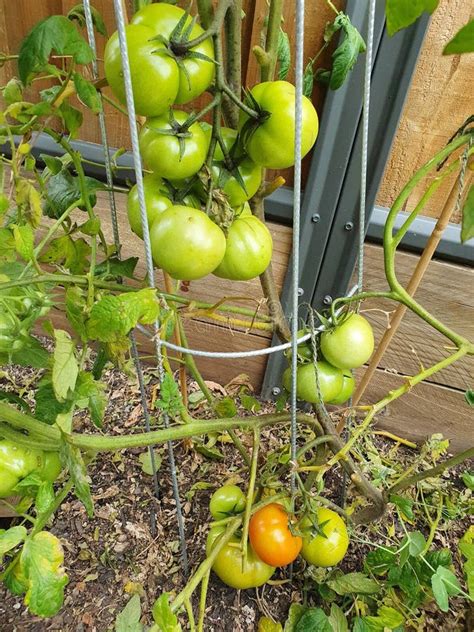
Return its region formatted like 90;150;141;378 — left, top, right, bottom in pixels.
249;503;302;567
320;313;375;369
213;215;272;280
139;111;207;180
300;507;349;567
239;81;319;169
209;484;246;520
282;361;344;403
206;526;275;589
149;205;226;280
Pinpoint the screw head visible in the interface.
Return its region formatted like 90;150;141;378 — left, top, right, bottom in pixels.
344;221;354;231
298;287;304;296
323;295;333;305
272;387;281;396
311;213;320;223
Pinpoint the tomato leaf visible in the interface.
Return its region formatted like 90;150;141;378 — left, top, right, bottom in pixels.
295;608;332;632
35;481;55;515
67;4;107;37
15;179;42;228
364;606;405;630
2;337;50;369
465;389;474;407
138;449;163;476
95;256;140;280
0;526;27;562
443;18;474;55
52;329;78;402
75;371;107;428
60;441;94;517
258;616;283;632
73;72;102;113
12;224;34;262
213;395;237;418
389;493;414;520
462;471;474;490
155;373;183;420
3;77;23;105
364;546;397;575
277;28;291;80
283;603;307;632
460;185;474;243
20;531;68;617
407;530;426;557
328;604;348;632
115;594;143;632
327;571;380;595
459;527;474;598
43;169;102;219
152;593;182;631
385;0;439;36
351;618;370;632
18;16;94;84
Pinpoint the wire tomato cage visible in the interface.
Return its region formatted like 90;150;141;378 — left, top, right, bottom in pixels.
81;0;376;574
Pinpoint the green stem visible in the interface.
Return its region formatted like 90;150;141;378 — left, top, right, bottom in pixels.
327;346;470;468
260;0;284;82
196;0;214;29
241;427;260;570
388;446;474;495
330;291;398;322
223;0;242;128
197;570;210;632
0;402;61;442
184;0;232;48
0;423;60;452
31;479;74;536
220;83;260;119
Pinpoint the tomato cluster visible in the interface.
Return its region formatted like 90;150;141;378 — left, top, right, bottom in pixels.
0;440;62;498
282;313;374;405
206;486;348;590
109;5;318;282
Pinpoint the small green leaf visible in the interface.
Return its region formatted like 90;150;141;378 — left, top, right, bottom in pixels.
365;605;405;630
328;603;348;632
115;594;143;632
431;565;461;612
138;449;163;476
0;526;27;561
3;77;23;104
327;572;380;596
15;179;42;228
351;618;370;632
67;4;107;36
465;389;474;406
152;593;182;631
73;73;102;113
12;224;34;261
283;604;307;632
240;389;262;413
35;378;70;425
462;471;474;490
35;481;55;515
60;442;93;517
295;608;332;632
95;256;139;279
461;185;474;243
213;395;237;418
195;443;224;461
277;29;291;80
65;286;87;341
364;546;397;575
443;19;474;55
52;329;79;402
155;373;183;419
43;169;101;219
4;337;50;368
390;493;414;520
0;228;16;263
40;154;63;175
18;15;94;84
407;531;426;557
385;0;440;36
75;371;107;427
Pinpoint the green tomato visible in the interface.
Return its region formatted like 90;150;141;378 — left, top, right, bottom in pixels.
214;157;262;207
213;215;272;281
38;451;62;483
235;202;252;217
104;25;179;118
131;3;215;105
127;174;173;238
282;361;343;404
320;313;375;369
239;81;319;169
209;484;246;520
200;123;238;162
300;507;349;567
0;440;42;498
328;370;355;405
206;527;275;589
139;111;207;180
150;205;226;280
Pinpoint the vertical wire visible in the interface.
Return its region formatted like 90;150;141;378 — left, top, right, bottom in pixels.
111;0;188;573
290;0;305;495
82;0;160;537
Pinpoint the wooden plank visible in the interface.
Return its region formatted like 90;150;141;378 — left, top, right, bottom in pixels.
359;367;472;454
377;0;474;222
357;244;474;392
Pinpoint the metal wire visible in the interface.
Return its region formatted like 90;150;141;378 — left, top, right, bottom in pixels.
290;0;306;496
111;0;188;573
82;0;162;538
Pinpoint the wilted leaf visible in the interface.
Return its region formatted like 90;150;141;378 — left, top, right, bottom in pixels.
115;594;143;632
52;330;78;402
0;526;27;561
138;449;162;476
327;572;380;595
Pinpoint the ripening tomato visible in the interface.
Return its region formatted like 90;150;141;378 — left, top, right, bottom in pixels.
213;215;272;280
131;3;215;104
320;313;375;369
207;526;275;589
104;25;179;117
249;503;302;567
328;370;355;405
300;507;349;567
238;81;319;169
150;205;226;280
282;361;344;404
139;111;207;180
127;174;173;238
209;484;246;520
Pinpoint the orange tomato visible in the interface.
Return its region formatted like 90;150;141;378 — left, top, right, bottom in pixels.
249;503;302;567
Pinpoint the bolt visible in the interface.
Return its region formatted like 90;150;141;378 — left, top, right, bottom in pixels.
344;221;354;231
298;287;304;296
323;295;333;305
311;213;320;223
272;387;281;397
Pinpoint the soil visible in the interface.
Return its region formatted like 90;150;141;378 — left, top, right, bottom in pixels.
0;360;472;632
